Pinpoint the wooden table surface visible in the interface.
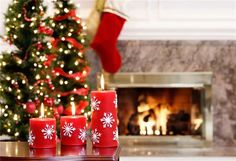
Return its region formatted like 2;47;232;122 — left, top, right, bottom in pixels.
0;141;120;161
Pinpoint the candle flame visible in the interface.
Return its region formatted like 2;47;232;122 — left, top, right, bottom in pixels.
100;74;105;90
40;103;45;118
71;102;76;116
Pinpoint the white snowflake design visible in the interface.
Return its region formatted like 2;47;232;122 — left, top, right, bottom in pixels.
91;96;101;111
62;122;76;137
41;124;55;140
78;127;87;143
28;130;35;146
113;94;118;108
100;112;115;128
113;127;119;141
91;129;101;144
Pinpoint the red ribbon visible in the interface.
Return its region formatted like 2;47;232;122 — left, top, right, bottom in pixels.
65;37;83;50
33;79;54;89
59;88;89;97
38;25;53;36
22;7;34;22
53;67;90;81
52;37;83;50
53;10;80;22
44;54;57;67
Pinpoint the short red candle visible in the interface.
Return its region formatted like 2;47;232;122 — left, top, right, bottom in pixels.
91;90;118;147
29;118;57;148
60;115;87;146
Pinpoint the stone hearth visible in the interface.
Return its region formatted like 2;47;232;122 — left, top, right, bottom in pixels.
86;41;236;146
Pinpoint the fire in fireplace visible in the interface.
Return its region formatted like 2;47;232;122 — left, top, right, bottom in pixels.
117;88;203;136
103;72;213;145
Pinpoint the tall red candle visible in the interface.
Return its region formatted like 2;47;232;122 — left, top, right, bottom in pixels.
91;75;118;147
60;102;87;146
29;103;57;149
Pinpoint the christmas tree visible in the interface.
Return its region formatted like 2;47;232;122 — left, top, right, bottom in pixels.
48;0;90;118
0;0;56;141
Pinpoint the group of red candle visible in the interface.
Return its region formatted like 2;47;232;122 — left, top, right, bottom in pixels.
29;75;118;149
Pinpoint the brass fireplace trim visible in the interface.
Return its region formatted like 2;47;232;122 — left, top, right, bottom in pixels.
103;72;212;88
102;72;213;143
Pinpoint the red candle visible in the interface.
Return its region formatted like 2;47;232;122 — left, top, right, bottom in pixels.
29;104;57;148
91;74;118;147
60;102;87;146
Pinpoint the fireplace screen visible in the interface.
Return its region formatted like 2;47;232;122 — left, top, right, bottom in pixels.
117;88;203;136
103;72;213;142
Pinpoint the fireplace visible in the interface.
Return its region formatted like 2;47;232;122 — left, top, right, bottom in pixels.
102;72;213;146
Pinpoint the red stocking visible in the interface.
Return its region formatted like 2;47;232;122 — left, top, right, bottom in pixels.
91;12;126;73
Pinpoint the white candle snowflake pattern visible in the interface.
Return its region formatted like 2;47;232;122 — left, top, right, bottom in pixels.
62;122;76;137
113;127;118;141
78;127;87;143
91;129;101;144
100;112;115;128
41;124;55;140
91;96;101;111
113;94;118;108
28;130;35;145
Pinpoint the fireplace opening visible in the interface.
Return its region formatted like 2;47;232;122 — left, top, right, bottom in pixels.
117;88;203;137
103;72;213;145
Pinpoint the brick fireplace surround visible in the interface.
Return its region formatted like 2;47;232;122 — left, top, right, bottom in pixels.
87;41;236;147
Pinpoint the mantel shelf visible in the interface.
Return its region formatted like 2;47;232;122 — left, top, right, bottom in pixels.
0;141;121;161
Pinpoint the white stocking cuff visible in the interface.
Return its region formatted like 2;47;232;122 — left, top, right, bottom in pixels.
103;0;129;20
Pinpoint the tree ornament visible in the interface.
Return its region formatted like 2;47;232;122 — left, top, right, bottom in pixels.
26;101;36;114
44;97;54;107
57;105;64;114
